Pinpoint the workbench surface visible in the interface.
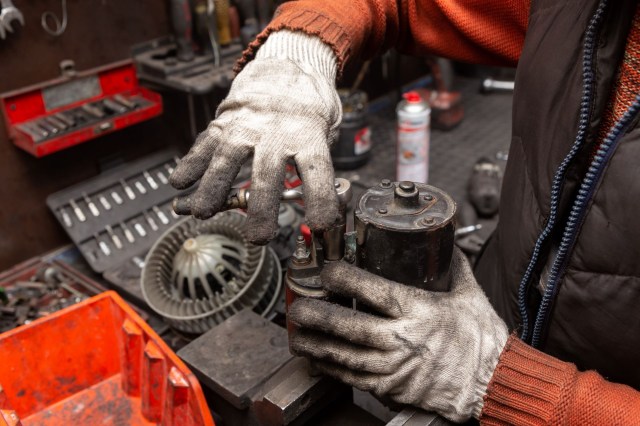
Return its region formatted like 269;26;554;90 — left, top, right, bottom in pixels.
337;77;513;209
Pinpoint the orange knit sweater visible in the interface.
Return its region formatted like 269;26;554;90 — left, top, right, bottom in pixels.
240;1;640;424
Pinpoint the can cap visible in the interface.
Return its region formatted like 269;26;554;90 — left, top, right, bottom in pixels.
403;91;422;103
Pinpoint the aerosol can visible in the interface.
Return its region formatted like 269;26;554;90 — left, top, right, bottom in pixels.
396;91;431;183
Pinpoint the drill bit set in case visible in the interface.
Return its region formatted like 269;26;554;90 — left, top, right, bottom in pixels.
46;151;189;303
0;60;162;157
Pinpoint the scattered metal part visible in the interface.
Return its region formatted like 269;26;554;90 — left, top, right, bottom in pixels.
455;224;483;239
468;158;502;218
496;150;509;161
59;207;73;228
36;266;61;284
145;212;159;231
156;170;169;185
143;171;159;190
134;180;147;195
68;199;86;222
98;194;112;211
0;263;98;333
121;223;135;243
82;192;100;217
111;190;124;205
481;78;515;93
14;281;47;291
134;222;147;237
105;225;123;250
60;283;84;301
153;206;170;225
120;179;136;200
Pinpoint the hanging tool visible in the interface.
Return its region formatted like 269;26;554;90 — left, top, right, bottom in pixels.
214;0;231;46
236;0;258;47
41;0;68;37
170;0;195;62
206;0;221;66
0;0;24;37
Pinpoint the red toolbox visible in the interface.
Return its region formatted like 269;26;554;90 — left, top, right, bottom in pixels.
0;291;214;426
0;60;163;157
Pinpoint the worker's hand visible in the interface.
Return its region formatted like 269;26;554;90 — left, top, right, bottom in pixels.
170;31;341;244
288;249;509;422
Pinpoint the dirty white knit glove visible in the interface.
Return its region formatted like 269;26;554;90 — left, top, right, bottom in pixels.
289;249;509;422
170;31;341;244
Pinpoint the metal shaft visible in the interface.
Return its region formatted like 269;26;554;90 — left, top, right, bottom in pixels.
173;181;346;214
481;78;515;93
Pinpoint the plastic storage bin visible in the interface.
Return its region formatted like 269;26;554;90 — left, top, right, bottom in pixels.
0;291;214;425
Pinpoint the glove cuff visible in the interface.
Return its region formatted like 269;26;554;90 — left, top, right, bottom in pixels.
469;326;510;419
256;30;338;82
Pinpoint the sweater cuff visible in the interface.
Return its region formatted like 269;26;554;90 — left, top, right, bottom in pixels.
480;335;577;425
235;7;351;77
255;30;337;82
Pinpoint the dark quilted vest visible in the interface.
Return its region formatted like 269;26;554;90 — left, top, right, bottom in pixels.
475;0;640;389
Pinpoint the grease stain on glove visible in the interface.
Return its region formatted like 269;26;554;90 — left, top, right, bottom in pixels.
170;31;342;244
288;249;509;422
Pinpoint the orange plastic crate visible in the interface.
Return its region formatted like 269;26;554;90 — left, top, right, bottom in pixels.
0;291;214;426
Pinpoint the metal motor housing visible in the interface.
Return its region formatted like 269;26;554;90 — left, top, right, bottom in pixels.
354;180;456;291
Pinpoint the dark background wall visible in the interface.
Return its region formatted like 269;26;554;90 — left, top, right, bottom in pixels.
0;0;187;269
0;0;435;271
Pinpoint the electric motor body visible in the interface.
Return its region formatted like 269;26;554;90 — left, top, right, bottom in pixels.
354;180;456;291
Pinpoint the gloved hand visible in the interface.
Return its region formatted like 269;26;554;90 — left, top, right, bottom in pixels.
170;31;342;244
288;249;509;422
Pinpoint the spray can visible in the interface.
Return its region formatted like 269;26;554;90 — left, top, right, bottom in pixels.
396;91;431;183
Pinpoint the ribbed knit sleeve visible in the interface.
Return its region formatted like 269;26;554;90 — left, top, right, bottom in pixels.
480;335;640;425
236;0;530;76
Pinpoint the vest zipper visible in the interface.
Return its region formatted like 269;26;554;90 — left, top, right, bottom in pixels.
518;0;609;343
531;97;640;347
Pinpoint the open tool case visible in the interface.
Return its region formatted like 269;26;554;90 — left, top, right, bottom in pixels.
46;150;189;303
0;60;163;157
